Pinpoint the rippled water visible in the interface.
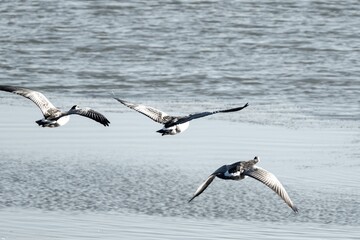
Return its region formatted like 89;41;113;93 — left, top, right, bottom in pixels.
1;0;360;239
1;0;360;125
0;106;360;239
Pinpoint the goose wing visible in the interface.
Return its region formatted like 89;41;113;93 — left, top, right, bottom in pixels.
0;85;59;117
244;166;298;212
114;98;172;124
188;174;216;203
68;107;110;126
166;103;249;128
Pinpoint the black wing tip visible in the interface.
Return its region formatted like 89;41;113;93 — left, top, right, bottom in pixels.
0;84;15;88
292;205;299;213
98;113;111;126
113;97;126;103
238;102;249;110
0;85;33;91
219;102;249;113
81;108;111;127
102;119;110;127
188;196;195;203
0;85;22;92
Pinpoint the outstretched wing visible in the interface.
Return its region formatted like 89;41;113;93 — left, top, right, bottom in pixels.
188;174;216;203
244;166;298;212
114;97;172;124
0;85;59;117
167;103;249;128
68;107;110;126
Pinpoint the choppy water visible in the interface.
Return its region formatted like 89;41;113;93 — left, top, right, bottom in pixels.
1;0;360;239
1;0;359;125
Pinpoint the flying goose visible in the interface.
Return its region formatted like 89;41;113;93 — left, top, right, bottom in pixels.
0;85;110;127
114;98;248;135
189;156;298;213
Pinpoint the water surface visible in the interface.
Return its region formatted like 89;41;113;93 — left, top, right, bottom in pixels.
0;0;359;239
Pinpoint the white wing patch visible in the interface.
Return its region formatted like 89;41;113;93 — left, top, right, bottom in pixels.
114;98;172;124
224;170;241;178
245;166;298;212
22;91;58;116
0;85;58;117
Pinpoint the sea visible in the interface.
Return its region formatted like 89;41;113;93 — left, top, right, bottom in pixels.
0;0;359;239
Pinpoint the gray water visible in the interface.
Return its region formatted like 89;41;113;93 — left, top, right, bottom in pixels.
1;0;360;124
0;0;360;239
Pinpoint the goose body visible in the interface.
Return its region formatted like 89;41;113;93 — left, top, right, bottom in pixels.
114;98;248;136
0;85;110;127
189;156;298;213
